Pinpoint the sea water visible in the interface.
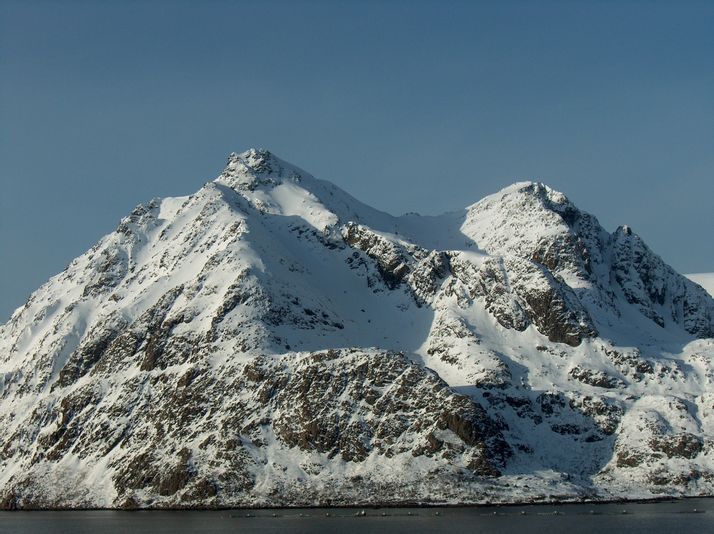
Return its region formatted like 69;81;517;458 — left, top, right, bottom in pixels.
0;498;711;533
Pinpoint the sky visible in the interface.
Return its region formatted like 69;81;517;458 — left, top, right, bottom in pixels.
1;0;713;321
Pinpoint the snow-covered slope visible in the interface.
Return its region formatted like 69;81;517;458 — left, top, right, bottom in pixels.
687;273;714;298
1;149;713;509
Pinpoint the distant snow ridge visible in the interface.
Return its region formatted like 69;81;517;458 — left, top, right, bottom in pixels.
687;273;714;298
1;148;713;509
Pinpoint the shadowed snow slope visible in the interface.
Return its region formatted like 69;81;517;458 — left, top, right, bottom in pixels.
1;149;713;509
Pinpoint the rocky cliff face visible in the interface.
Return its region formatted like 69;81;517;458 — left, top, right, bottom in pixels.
1;149;713;508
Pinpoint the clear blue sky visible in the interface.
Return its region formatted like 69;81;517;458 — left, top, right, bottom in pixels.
1;0;713;320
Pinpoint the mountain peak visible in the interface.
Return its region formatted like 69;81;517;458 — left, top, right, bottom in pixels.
224;148;280;175
471;181;576;223
461;180;583;257
234;148;276;172
616;224;634;236
502;181;571;207
218;148;297;191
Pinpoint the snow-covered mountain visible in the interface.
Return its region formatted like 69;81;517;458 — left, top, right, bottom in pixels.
1;149;713;509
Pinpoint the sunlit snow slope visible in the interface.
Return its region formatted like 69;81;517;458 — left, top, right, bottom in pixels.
1;149;713;509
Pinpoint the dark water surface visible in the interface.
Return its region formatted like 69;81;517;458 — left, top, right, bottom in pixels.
1;499;711;533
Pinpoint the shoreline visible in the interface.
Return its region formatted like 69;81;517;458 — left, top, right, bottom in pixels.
1;494;712;512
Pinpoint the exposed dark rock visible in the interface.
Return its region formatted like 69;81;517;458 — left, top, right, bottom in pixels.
56;314;128;388
569;366;626;389
649;433;703;460
342;223;414;289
